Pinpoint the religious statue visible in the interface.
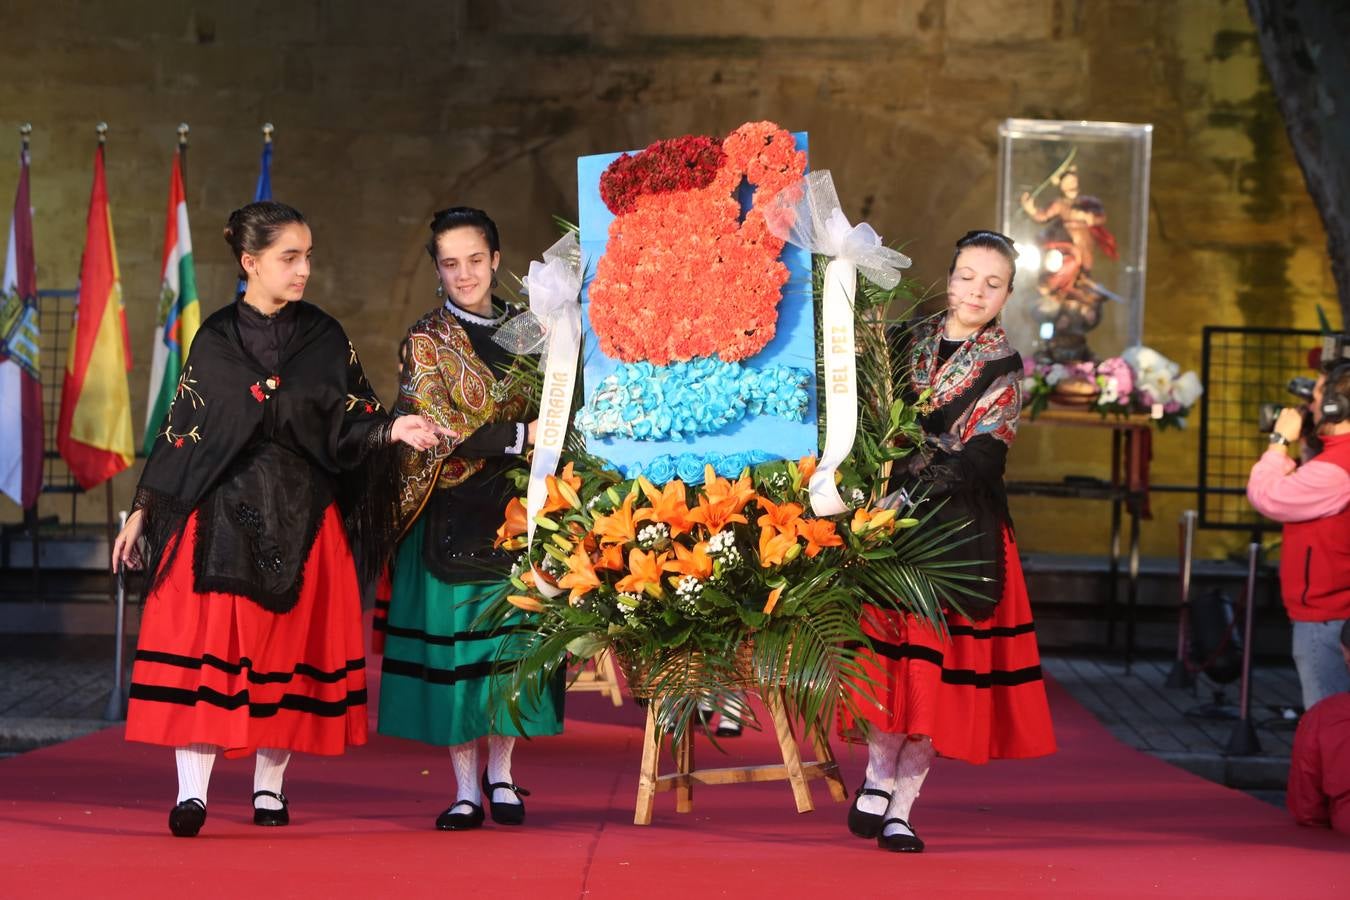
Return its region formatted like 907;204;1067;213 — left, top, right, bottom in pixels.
1019;153;1120;363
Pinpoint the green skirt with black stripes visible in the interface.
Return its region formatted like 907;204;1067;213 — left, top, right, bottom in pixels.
377;518;564;746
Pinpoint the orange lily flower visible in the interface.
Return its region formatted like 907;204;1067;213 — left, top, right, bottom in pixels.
494;496;529;548
702;465;756;514
638;476;693;535
541;462;583;514
797;455;818;484
687;494;750;533
556;543;602;602
595;542;626;572
851;507;898;535
757;496;805;533
592;493;652;546
758;525;799;568
763;584;785;615
795;517;843;557
668;541;714;580
615;548;674;596
507;594;544;613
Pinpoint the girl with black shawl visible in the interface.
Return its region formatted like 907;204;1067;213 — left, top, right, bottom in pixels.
113;202;446;838
841;231;1057;853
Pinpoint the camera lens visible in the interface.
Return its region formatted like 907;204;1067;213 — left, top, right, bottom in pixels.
1258;403;1282;434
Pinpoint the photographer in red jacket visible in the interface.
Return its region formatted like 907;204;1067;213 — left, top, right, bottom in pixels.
1247;357;1350;711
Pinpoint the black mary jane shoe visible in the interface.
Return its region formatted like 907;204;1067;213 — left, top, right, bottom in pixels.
252;789;290;827
435;800;485;831
168;798;207;837
877;817;925;853
847;786;893;839
481;770;530;826
714;719;743;738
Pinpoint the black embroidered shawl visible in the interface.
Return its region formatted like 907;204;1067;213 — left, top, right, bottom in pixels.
888;313;1024;619
134;300;399;612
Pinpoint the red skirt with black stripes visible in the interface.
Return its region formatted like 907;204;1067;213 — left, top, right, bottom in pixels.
125;504;368;759
840;527;1056;764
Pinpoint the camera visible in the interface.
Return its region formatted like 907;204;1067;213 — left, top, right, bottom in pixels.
1258;376;1316;434
1318;332;1350;372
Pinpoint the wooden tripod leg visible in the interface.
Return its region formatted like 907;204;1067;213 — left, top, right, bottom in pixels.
765;688;814;813
634;700;661;825
810;725;848;803
675;725;694;813
599;650;624;707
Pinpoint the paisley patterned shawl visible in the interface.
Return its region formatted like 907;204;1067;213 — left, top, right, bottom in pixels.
394;305;530;531
905;312;1023;456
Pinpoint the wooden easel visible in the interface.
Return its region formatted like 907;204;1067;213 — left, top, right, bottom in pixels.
567;649;624;707
632;687;847;825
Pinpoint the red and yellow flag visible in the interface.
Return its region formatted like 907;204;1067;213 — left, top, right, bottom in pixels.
57;143;133;489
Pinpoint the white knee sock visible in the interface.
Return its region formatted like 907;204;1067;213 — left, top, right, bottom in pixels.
858;729;905;815
253;748;292;810
718;694;746;732
174;743;218;806
882;736;935;838
486;734;520;805
449;740;481;809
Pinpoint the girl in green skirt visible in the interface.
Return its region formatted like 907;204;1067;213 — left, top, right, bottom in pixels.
380;207;563;830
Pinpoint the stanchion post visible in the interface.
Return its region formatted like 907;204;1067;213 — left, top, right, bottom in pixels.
1166;510;1198;689
103;510;129;722
1224;536;1262;756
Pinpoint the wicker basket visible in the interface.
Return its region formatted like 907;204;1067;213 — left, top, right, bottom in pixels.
614;642;788;700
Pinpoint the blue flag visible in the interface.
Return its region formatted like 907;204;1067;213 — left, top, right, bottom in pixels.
253;140;272;202
238;139;274;296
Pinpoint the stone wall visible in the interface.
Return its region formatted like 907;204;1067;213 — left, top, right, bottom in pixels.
0;0;1333;559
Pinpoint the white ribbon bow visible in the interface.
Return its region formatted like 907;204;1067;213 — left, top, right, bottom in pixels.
765;170;912;516
768;170;911;287
492;233;583;366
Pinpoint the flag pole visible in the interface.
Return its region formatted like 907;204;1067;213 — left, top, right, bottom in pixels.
177;122;189;188
262;122;274;144
18;123;39;594
93;121;120;634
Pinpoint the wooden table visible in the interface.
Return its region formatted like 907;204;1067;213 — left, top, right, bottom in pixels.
1010;407;1155;670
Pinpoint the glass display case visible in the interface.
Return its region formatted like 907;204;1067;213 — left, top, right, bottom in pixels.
996;119;1153;364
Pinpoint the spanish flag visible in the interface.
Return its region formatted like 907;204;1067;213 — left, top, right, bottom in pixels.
57;142;133;489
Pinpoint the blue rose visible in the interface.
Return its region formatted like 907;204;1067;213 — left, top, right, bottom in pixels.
675;453;706;485
643;455;676;484
715;452;748;479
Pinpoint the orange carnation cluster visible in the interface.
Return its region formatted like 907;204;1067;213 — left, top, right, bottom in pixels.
588;121;807;365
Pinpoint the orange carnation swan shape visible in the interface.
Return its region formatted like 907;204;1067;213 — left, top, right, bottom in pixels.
588;121;807;365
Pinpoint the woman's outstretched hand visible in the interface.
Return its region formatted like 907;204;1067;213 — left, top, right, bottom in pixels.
391;415;455;451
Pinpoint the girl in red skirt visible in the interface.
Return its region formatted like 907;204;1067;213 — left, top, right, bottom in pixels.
113;201;445;837
841;230;1056;853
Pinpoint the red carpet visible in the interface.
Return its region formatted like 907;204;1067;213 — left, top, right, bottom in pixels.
1;671;1345;898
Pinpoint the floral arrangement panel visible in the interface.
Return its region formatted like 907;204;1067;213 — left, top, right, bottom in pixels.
576;123;817;481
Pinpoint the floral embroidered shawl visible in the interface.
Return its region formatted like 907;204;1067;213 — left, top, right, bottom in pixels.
393;304;531;533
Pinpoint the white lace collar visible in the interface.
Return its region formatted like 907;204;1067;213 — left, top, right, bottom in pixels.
444;298;507;327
